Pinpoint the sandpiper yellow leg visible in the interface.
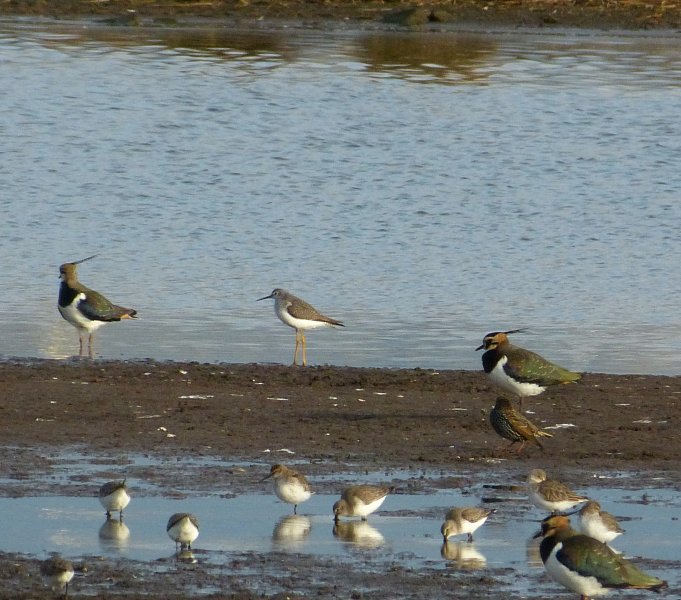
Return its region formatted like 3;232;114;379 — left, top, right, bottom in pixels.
301;331;307;366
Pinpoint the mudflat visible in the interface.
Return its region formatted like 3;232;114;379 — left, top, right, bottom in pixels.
0;360;678;598
1;0;680;30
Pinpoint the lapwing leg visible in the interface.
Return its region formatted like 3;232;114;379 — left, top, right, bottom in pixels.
301;331;307;366
78;334;85;357
88;334;94;359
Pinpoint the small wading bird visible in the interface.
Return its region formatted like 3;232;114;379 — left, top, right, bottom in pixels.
333;485;391;522
534;515;666;600
489;397;553;454
257;288;344;366
40;555;75;599
527;469;588;514
58;255;137;358
573;500;625;545
440;507;496;543
166;513;199;551
98;479;131;520
262;464;313;515
476;329;581;411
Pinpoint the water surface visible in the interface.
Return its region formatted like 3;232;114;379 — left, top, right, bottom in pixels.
1;21;680;373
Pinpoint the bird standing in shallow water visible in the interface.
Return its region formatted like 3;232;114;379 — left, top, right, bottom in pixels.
440;507;495;543
166;513;199;551
58;255;137;358
333;485;391;522
257;288;344;366
574;500;625;545
98;479;131;520
527;469;588;514
262;464;313;514
476;329;581;411
535;515;666;600
489;397;553;454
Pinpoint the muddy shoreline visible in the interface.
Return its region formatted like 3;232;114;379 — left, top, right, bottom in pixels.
0;360;679;598
2;0;681;31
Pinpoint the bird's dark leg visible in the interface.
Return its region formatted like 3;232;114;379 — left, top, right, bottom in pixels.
467;533;473;543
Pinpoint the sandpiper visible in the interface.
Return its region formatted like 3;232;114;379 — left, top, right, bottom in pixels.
489;397;553;454
262;464;313;514
440;507;496;543
166;513;199;551
476;329;580;410
98;479;131;520
58;255;137;358
333;485;391;522
574;500;625;545
527;469;588;514
535;515;666;599
40;555;75;598
257;288;344;366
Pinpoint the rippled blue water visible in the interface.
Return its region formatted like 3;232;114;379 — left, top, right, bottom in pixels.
1;21;680;373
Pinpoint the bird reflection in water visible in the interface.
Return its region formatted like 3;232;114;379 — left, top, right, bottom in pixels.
333;520;385;549
98;515;131;550
440;540;487;570
272;514;312;549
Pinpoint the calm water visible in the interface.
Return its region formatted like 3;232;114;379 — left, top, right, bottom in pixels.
1;20;680;373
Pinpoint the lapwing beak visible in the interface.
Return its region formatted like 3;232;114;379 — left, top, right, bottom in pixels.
475;343;484;351
73;254;98;265
257;294;273;302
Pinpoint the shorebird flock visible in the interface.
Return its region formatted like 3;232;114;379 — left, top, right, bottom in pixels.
52;258;670;599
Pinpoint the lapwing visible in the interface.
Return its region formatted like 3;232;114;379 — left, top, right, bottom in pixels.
527;469;588;514
166;512;199;551
58;255;137;358
262;464;313;515
440;507;496;543
476;329;581;410
333;485;391;522
257;288;344;366
489;397;553;454
535;515;666;600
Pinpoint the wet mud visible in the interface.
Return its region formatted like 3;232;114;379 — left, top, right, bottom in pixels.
0;360;679;598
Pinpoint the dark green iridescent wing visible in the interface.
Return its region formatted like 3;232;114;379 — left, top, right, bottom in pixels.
79;288;136;322
504;346;580;386
557;536;664;589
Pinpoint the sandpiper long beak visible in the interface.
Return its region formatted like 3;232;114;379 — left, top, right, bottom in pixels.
260;473;273;482
257;294;273;302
